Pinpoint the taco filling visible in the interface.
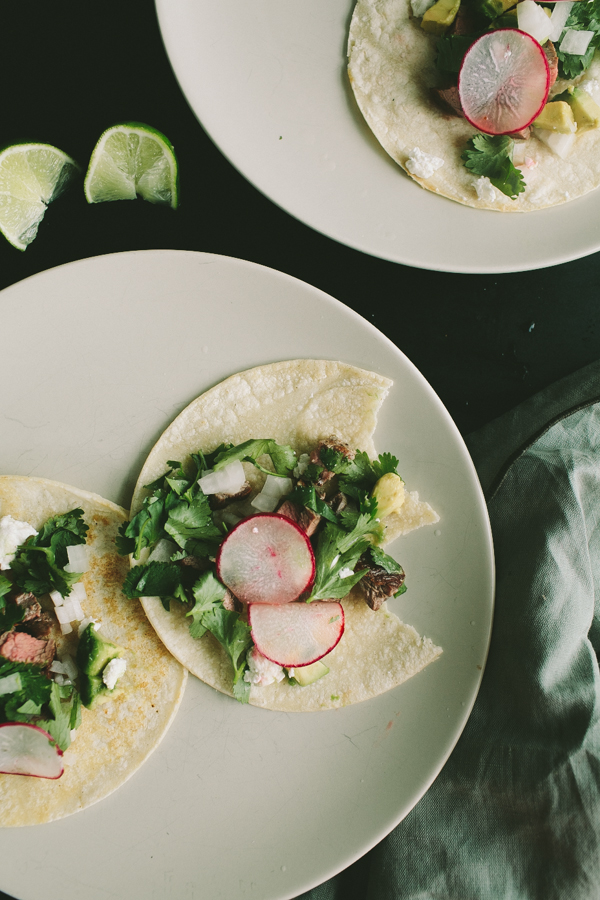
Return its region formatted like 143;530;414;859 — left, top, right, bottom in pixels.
119;360;442;711
0;476;186;827
348;0;600;210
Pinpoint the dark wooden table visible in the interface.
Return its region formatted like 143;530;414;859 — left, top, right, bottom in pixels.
1;2;599;899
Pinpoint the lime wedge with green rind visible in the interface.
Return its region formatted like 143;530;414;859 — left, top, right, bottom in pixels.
0;143;79;251
84;122;178;208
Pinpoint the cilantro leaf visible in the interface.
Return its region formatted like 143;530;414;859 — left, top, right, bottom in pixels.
369;545;405;575
435;34;476;75
461;134;525;200
122;561;185;600
9;547;81;597
372;453;400;479
27;508;88;568
0;575;13;611
286;484;339;524
164;496;222;550
117;496;166;559
187;571;227;638
213;439;297;476
308;524;369;601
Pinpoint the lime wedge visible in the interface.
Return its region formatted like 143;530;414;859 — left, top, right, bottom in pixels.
0;143;79;251
84;123;178;208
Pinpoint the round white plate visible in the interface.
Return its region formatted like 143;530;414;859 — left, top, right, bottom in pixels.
0;250;493;900
156;0;600;273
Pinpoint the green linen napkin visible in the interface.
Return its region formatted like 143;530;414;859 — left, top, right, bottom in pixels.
298;360;600;900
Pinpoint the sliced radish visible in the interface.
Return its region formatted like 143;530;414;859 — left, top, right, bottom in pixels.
458;29;550;135
248;601;344;667
0;723;64;779
216;513;315;604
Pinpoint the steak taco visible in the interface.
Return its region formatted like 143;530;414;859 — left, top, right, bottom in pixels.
0;476;186;827
119;359;442;711
348;0;600;211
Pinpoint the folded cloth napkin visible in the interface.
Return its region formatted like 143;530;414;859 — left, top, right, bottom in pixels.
297;359;600;900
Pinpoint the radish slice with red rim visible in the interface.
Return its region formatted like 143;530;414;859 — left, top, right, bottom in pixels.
0;722;64;779
248;600;344;667
216;513;315;605
458;29;550;135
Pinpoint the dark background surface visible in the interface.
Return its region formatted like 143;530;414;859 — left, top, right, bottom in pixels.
0;1;598;898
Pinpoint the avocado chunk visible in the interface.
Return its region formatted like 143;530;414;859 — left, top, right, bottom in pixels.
289;659;330;686
533;101;576;135
421;0;461;34
567;87;600;132
76;623;123;708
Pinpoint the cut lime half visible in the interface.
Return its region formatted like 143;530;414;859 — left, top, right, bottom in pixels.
84;123;178;208
0;143;79;251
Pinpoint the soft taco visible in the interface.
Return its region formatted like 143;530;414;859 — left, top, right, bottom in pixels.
0;476;186;827
120;359;442;711
348;0;600;211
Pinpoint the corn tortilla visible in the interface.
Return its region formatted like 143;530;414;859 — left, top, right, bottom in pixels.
131;360;441;711
0;477;186;827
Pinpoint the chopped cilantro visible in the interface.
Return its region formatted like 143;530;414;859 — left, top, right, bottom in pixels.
0;574;12;610
9;508;88;596
286;483;339;524
461;134;525;200
435;34;476;75
369;545;405;575
556;0;600;79
213;439;296;476
0;659;77;751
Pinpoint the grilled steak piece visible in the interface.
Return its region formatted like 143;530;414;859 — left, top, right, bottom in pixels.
222;589;242;612
308;436;356;486
545;41;558;89
0;631;56;667
11;591;42;622
329;492;348;515
211;482;252;509
434;86;464;118
356;560;405;611
177;555;207;571
19;613;54;639
277;500;321;537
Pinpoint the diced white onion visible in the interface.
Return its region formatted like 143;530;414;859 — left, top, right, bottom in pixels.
60;654;79;682
148;538;177;563
60;622;73;636
549;1;573;42
50;589;64;607
512;141;527;166
69;582;87;602
70;598;85;621
64;543;90;573
560;28;594;55
53;673;71;685
251;493;279;512
221;509;243;527
0;673;22;695
251;474;293;512
198;460;246;496
411;0;435;15
49;661;67;674
535;127;576;157
517;1;552;43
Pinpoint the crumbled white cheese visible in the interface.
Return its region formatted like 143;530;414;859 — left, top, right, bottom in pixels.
0;516;37;570
582;78;600;100
293;453;310;479
339;567;355;579
243;647;285;686
405;147;444;179
102;657;127;691
472;176;497;203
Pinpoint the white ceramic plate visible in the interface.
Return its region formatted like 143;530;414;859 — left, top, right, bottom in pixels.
156;0;600;273
0;250;493;900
